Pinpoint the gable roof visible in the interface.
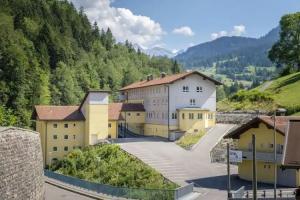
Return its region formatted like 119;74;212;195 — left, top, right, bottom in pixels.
108;103;145;121
108;103;123;121
34;106;85;121
35;103;145;121
224;116;300;139
120;71;222;91
282;120;300;168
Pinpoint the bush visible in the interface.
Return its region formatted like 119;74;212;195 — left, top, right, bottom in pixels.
51;144;178;190
230;90;274;102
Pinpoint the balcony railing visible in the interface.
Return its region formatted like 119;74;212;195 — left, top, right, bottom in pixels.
242;151;282;163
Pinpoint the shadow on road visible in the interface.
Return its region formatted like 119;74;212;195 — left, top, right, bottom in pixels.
187;175;285;191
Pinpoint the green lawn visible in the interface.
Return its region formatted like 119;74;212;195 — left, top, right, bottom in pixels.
218;72;300;115
176;130;205;149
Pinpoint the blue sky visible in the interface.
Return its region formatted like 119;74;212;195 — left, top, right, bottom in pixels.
71;0;300;51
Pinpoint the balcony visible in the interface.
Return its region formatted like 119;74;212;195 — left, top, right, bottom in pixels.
242;150;282;163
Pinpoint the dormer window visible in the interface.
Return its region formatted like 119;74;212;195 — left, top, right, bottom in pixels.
196;86;203;92
190;99;196;106
183;86;189;92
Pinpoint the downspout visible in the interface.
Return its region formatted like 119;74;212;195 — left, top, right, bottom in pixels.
45;121;48;167
124;111;127;138
167;85;170;140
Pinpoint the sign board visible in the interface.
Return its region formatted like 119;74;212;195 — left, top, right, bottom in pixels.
282;120;300;168
229;150;243;163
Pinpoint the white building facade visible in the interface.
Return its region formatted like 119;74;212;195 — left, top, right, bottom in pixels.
120;71;221;138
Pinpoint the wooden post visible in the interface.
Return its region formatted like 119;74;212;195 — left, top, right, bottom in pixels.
227;143;231;199
252;134;257;200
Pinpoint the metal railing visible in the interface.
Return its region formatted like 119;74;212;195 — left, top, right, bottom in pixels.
45;170;193;200
230;188;295;200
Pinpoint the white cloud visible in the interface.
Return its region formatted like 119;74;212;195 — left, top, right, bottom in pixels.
172;26;195;36
211;25;246;40
70;0;165;48
211;30;228;40
231;25;246;36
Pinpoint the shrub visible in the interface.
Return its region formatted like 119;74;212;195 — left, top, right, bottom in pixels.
230;90;274;102
51;144;178;190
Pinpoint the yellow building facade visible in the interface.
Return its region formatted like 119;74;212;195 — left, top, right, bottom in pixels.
225;116;300;187
35;91;111;166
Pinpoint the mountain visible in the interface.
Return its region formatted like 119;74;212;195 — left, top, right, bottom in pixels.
176;27;280;68
144;47;177;58
218;72;300;115
175;27;280;87
133;44;183;58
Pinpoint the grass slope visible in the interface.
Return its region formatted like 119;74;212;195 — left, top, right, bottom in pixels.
260;72;300;110
218;72;300;114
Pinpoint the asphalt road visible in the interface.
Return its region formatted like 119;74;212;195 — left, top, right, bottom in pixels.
119;124;240;199
45;183;95;200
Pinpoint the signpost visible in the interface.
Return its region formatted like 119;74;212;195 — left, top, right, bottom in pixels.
229;150;243;163
227;144;242;199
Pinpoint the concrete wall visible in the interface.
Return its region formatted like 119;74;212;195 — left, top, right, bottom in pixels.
0;127;44;200
108;120;118;139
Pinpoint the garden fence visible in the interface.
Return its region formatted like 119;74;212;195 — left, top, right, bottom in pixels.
44;170;193;200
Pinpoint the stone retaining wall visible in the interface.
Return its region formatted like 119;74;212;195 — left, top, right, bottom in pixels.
216;111;268;124
0;127;44;200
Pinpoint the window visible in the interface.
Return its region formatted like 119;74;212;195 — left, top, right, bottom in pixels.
73;135;76;139
64;146;68;151
108;134;111;139
182;86;189;92
108;123;111;128
189;113;194;119
127;113;131;116
182;113;185;119
64;123;68;128
197;113;203;119
171;113;177;119
64;135;68;140
52;158;58;163
196;86;203;92
53;135;58;140
53;147;57;151
190;99;196;106
269;143;274;148
53;124;57;128
73;123;76;127
136;113;140;116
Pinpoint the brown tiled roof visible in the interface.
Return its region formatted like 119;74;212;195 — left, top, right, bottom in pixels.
108;103;145;120
225;116;300;139
282;120;300;167
34;106;85;121
35;102;145;121
108;103;123;121
121;103;145;112
120;71;222;91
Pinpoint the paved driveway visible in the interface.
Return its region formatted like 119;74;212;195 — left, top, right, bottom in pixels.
118;124;240;199
45;183;95;200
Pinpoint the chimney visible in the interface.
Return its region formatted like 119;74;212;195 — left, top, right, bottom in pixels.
160;72;167;78
147;74;153;81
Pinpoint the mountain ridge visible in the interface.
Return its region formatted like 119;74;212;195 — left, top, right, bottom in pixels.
175;26;280;68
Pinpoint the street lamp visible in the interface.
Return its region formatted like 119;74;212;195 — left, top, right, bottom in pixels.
273;108;287;200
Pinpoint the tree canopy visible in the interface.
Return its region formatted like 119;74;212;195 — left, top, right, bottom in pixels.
269;12;300;72
0;0;180;127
